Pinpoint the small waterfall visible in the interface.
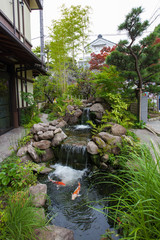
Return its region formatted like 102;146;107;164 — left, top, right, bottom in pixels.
59;143;88;170
81;107;90;125
49;164;87;185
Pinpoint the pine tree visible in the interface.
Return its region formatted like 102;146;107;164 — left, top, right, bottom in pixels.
107;7;160;121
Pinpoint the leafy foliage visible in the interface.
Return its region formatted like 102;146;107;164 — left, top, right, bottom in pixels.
47;95;83;121
89;46;116;70
34;147;45;156
90;142;160;239
107;7;160;95
20;92;40;126
0;154;37;192
101;93;137;128
33;74;62;104
87;120;112;136
134;120;146;129
67;70;95;99
4;191;47;240
49;5;91;92
92;66;125;96
106;7;160;123
17;133;33;150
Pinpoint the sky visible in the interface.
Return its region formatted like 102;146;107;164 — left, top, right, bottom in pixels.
31;0;160;48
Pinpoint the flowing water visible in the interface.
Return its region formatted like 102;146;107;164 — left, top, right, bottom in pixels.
39;109;120;240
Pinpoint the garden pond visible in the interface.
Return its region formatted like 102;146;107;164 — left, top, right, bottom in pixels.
38;111;120;240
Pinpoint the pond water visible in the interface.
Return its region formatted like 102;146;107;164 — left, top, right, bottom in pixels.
38;110;120;240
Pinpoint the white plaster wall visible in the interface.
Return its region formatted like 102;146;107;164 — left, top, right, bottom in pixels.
27;81;33;95
18;78;22;108
15;64;33;108
27;70;33;80
1;0;13;23
1;1;32;44
24;4;31;42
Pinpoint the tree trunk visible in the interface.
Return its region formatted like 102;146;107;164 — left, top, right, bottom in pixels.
129;47;143;122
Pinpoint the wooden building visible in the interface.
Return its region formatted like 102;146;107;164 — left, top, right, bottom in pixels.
0;0;45;135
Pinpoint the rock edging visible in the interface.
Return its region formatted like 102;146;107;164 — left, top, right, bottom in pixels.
87;123;128;169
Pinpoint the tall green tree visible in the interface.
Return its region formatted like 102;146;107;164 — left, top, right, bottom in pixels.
60;5;91;64
49;5;91;92
154;24;160;38
106;7;160;121
32;43;51;69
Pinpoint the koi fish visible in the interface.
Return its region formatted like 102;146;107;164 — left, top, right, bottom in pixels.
72;182;81;200
48;176;66;186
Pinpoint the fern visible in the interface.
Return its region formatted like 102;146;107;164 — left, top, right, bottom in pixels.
87;120;98;135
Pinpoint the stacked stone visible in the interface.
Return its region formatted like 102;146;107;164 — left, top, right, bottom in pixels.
17;119;67;164
87;123;128;169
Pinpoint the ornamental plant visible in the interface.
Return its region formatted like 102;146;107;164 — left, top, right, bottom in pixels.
0;154;37;192
4;191;47;240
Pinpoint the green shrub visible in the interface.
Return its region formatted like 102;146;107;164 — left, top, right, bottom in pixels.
47;96;83;121
0;200;7;239
101;93;137;129
4;191;47;240
92;143;160;239
20;92;40;127
0;155;37;192
134;120;146;129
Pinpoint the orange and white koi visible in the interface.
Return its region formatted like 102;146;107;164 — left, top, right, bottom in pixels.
48;176;66;186
72;182;81;200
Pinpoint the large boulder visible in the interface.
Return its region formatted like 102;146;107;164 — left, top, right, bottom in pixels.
38;131;54;140
33;140;51;150
17;146;28;157
68;115;79;125
63;105;83;125
50;119;59;126
54;128;62;134
92;136;106;149
51;132;67;147
48;125;57;131
66;105;74;112
74;109;83;118
19;154;33;164
41;148;54;162
29;183;47;207
27;145;40;163
90;103;105;120
39;123;49;127
34;225;74;240
111;124;127;136
31;124;47;134
98;132;122;145
87;141;99;155
56;120;67;128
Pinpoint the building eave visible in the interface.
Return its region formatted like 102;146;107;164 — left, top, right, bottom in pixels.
30;0;43;10
85;36;116;50
0;22;46;75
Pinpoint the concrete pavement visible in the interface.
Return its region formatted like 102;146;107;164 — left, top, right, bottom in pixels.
0;127;26;162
